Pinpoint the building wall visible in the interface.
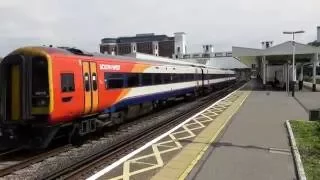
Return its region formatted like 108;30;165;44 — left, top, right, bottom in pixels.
158;41;174;58
117;43;131;55
137;42;153;55
100;44;117;55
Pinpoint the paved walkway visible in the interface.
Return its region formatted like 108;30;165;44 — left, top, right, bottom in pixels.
188;80;308;180
295;91;320;111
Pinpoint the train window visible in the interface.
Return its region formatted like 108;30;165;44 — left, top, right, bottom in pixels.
154;74;162;85
92;73;97;91
186;74;193;81
106;73;124;89
197;73;202;80
141;73;153;86
61;73;75;92
172;74;179;83
32;57;49;96
127;73;139;87
163;74;171;84
179;74;185;82
84;73;90;91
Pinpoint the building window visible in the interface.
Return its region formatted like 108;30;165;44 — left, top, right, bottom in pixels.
61;73;75;92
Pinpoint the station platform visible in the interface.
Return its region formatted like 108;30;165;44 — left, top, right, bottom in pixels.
185;80;308;180
90;80;313;180
152;80;309;180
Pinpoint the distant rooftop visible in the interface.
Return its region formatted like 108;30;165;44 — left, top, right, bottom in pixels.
101;33;174;44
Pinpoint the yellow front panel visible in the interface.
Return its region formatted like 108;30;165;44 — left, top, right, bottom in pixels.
90;62;99;112
83;62;92;114
11;65;20;120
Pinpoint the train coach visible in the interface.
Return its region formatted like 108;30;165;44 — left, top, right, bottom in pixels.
0;46;236;149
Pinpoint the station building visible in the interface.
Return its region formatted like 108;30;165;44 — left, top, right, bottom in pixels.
232;27;320;92
100;32;187;58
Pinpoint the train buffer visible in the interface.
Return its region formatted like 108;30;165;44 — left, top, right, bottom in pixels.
89;79;319;180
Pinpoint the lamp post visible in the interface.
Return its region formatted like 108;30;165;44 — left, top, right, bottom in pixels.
283;30;305;97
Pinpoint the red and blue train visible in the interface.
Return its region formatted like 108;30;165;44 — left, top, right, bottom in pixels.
0;46;236;149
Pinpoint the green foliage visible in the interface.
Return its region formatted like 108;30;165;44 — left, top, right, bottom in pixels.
290;120;320;180
308;41;320;47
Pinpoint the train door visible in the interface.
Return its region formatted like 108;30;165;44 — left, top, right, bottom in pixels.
82;61;99;114
0;55;32;122
196;68;200;88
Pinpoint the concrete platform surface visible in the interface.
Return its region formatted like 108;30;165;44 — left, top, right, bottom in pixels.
295;91;320;111
188;81;308;180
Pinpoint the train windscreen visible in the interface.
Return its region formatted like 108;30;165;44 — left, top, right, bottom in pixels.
31;56;49;108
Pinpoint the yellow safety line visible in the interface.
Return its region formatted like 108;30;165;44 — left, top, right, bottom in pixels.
177;91;251;180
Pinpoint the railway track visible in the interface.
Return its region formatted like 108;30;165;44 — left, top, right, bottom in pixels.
0;148;22;159
0;145;71;177
46;83;241;180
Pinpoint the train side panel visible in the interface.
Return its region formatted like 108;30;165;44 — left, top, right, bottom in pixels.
50;55;85;123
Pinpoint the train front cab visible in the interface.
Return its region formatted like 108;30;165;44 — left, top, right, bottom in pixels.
0;49;53;148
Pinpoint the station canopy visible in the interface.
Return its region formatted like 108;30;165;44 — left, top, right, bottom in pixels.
205;57;249;69
232;41;320;65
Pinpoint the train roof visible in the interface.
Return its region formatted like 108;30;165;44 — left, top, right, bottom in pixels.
11;46;233;70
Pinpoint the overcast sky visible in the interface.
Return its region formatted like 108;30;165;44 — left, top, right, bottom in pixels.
0;0;319;56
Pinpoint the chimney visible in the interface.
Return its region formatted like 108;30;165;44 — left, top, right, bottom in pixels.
203;44;214;54
261;41;273;49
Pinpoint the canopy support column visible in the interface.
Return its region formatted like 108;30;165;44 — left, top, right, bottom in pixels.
262;56;266;89
299;64;303;91
313;53;318;92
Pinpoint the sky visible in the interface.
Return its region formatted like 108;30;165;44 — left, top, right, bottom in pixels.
0;0;319;57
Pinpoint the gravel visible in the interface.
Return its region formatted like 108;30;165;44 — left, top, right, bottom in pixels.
2;99;202;179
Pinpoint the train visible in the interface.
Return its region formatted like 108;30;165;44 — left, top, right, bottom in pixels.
0;46;237;149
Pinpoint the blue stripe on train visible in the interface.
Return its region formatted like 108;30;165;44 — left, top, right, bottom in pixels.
103;86;196;113
103;79;234;113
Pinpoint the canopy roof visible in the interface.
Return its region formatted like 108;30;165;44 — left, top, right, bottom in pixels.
205;57;249;69
232;41;320;65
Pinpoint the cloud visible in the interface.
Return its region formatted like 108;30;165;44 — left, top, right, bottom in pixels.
0;0;319;56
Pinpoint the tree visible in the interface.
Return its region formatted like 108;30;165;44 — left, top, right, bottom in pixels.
308;40;320;47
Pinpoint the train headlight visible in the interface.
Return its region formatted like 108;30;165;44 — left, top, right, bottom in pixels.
32;98;49;107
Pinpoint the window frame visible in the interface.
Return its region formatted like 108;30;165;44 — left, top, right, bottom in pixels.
61;73;75;93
